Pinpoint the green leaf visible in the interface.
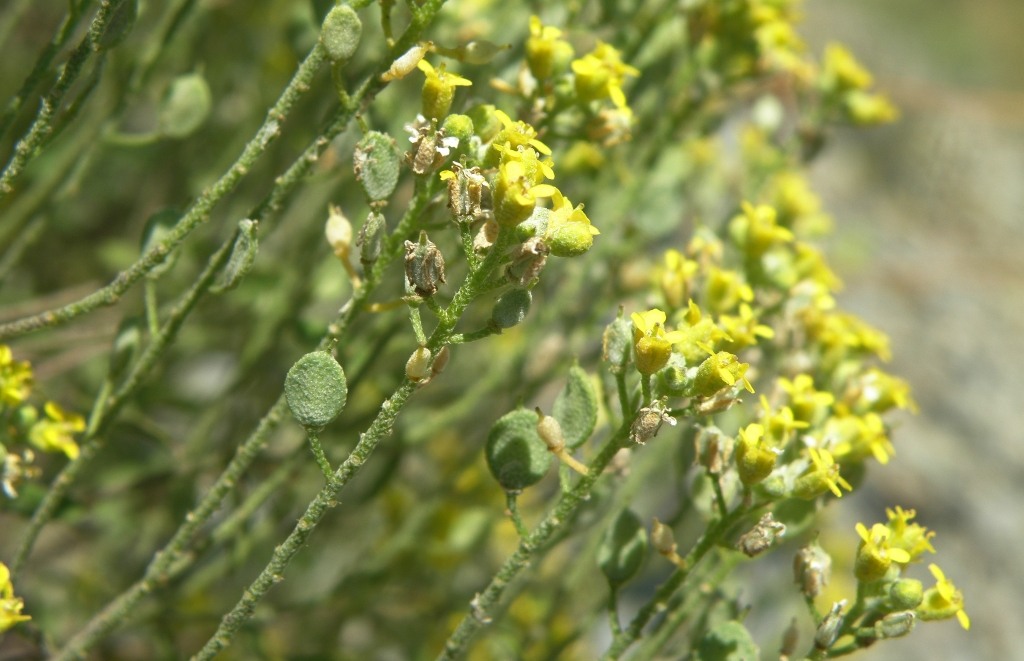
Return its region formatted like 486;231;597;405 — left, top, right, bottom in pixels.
695;621;760;661
211;219;259;293
485;409;551;492
552;365;597;449
597;508;647;588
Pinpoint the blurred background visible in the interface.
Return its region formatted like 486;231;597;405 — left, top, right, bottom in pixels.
802;1;1024;659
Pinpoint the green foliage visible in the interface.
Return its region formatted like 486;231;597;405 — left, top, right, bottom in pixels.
0;0;968;659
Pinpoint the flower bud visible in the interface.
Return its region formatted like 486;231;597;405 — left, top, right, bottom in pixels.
889;578;924;610
325;205;352;259
536;410;565;453
650;517;677;557
381;43;429;82
405;346;432;382
875;611;916;639
431;346;450;378
441;113;474;143
404;231;446;297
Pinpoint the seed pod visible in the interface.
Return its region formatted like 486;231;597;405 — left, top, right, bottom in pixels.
601;311;633;373
875;611;916;639
552;365;598;449
284;351;348;431
212;219;259;293
814;602;847;650
736;512;786;557
491;288;532;329
485;409;552;492
505;237;548;287
354;131;400;203
357;211;385;267
404;231;446;297
597;509;648;588
381;43;429;81
794;541;832;598
159;73;212;139
320;5;362;62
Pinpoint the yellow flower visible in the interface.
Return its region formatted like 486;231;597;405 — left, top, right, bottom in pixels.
779;374;834;425
703;266;754;315
845;90;900;125
0;345;34;406
28;401;85;460
729;202;794;260
920;564;970;630
846;368;918;415
691;342;755;397
571;42;639;108
822;43;873;91
486;110;551;167
885;506;936;561
671;300;732;364
827;412;895;465
793;447;852;499
657;249;698;310
759;395;808;446
0;561;31;633
718;303;774;352
854;521;912;582
526;16;574;80
417;59;472;120
631;309;685;375
492;160;558;228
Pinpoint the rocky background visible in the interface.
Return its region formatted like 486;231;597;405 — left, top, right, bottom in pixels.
803;1;1024;659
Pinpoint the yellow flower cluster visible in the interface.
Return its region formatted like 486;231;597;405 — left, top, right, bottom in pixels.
1;344;84;499
0;562;30;632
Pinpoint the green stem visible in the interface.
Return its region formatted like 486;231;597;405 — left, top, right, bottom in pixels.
306;430;333;480
50;283;372;660
600;505;759;660
505;492;527;538
0;38;328;341
0;0;90;142
0;0;121;198
435;423;634;661
190;380;418;661
11;225;238;576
